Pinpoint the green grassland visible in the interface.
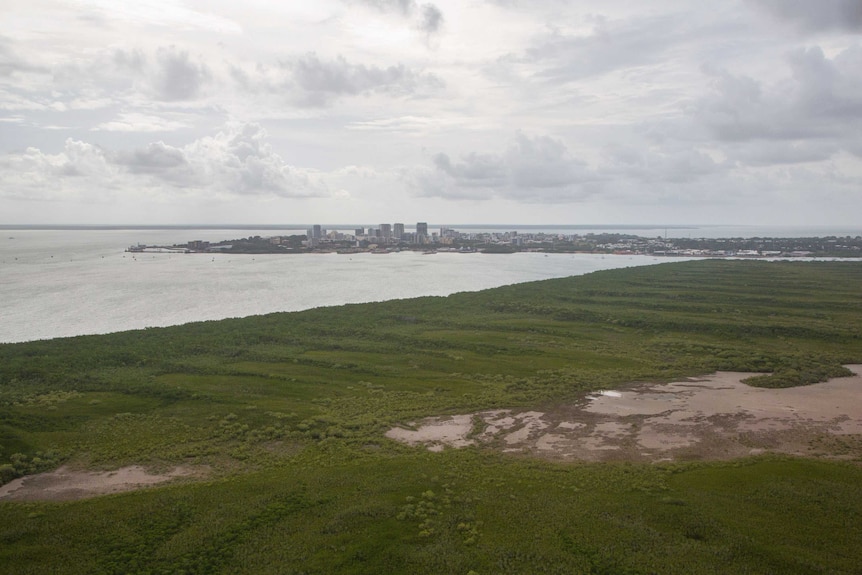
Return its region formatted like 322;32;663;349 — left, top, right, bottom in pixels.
1;259;861;574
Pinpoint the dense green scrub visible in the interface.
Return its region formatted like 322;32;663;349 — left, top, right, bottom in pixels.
1;260;861;573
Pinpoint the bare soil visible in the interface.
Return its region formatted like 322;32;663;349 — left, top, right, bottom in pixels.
0;465;201;502
386;365;862;462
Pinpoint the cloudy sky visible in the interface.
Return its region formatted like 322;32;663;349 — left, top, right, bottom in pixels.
1;0;861;226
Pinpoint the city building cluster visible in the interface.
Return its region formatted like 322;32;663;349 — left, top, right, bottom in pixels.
306;222;433;247
303;223;598;249
126;226;862;257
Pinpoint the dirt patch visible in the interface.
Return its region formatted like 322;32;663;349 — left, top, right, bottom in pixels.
386;365;862;462
385;414;476;451
0;465;202;502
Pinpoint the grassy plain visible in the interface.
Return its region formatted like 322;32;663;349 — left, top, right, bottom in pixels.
1;259;861;573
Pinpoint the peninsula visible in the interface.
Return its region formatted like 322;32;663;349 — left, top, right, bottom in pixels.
128;227;862;257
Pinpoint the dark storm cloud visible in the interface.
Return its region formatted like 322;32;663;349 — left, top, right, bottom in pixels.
748;0;862;32
280;53;442;106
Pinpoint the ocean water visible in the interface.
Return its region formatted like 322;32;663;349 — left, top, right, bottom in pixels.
1;228;673;343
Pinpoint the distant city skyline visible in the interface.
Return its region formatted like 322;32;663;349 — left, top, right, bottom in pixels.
1;1;861;226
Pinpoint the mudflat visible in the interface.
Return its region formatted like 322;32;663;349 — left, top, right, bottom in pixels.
387;365;862;462
0;465;198;502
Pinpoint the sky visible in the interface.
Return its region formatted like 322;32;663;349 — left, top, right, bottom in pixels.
1;0;861;226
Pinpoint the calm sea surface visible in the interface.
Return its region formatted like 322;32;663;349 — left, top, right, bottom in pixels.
1;228;679;343
4;224;859;344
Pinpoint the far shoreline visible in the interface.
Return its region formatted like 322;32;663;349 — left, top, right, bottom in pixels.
127;229;862;259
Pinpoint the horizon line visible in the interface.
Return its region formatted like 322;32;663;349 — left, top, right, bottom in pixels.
0;223;832;230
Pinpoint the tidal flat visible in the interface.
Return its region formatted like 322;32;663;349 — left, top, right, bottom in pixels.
1;260;861;574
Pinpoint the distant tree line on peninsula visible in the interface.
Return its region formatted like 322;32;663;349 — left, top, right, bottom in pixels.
168;232;862;257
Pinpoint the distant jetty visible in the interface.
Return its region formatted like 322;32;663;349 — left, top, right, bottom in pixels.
126;244;190;254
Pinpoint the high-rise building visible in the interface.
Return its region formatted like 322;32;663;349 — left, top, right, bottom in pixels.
380;223;392;242
394;223;405;240
416;222;428;244
355;227;365;237
312;224;322;239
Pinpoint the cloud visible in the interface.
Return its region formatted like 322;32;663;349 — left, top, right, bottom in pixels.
116;141;189;173
419;131;739;206
275;52;443;106
417;4;444;36
112;47;147;73
3;31;443;128
0;140;120;201
418;132;598;201
74;0;243;34
748;0;862;32
519;13;690;82
152;47;211;101
0;123;329;201
93;112;190;132
351;0;444;36
603;145;722;184
49;45;212;104
433;152;508;188
0;36;48;77
694;46;862;152
728;141;840;166
346;115;461;133
355;0;415;16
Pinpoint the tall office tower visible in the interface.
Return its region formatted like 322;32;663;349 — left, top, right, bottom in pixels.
355;228;364;237
394;223;405;240
380;223;392;242
312;224;322;239
416;222;428;244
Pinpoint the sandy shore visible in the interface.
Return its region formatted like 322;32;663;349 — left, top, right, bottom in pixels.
386;365;862;462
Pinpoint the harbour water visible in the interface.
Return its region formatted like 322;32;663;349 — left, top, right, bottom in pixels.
1;228;673;343
3;224;858;344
